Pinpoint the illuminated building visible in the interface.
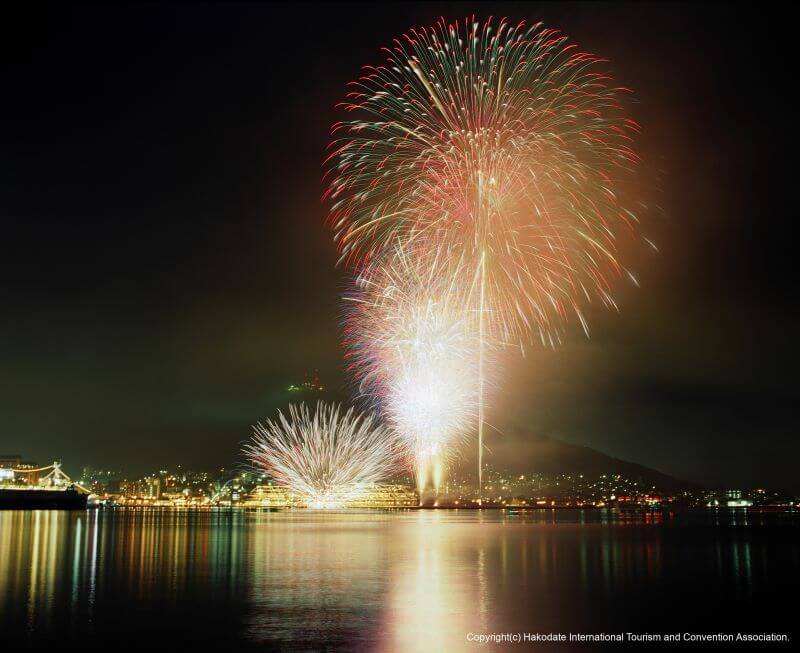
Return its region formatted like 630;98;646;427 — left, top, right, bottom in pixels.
241;483;418;509
614;494;664;508
145;476;161;499
287;370;325;393
243;483;299;508
0;454;23;468
346;484;418;508
0;455;41;484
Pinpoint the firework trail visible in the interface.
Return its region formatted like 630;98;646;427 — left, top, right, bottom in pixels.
244;401;403;508
344;246;486;491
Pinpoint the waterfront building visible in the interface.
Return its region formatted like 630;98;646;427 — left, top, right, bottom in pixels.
347;484;418;508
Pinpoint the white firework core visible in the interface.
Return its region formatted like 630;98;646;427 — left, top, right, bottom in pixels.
345;247;482;472
244;401;402;509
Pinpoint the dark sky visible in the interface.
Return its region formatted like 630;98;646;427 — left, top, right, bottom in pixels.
1;3;797;489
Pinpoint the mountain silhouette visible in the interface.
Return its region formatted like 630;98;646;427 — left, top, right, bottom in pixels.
482;428;700;492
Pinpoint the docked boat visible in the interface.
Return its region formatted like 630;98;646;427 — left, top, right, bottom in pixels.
0;485;88;510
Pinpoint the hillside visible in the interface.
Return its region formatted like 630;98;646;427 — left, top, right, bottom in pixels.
480;428;701;492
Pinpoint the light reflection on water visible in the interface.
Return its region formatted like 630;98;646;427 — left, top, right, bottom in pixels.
0;509;797;650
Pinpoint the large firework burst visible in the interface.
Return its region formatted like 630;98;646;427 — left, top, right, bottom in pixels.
325;16;642;346
244;402;403;508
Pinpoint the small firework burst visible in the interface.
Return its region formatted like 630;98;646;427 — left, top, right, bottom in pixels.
244;401;403;508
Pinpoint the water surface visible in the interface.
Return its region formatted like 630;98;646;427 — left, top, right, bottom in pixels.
1;509;797;650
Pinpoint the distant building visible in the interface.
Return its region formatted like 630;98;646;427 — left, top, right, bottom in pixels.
287;370;325;393
705;489;754;508
0;454;22;468
80;466;124;495
722;489;750;507
119;479;143;497
615;494;663;506
347;484;418;508
244;483;299;508
145;476;161;499
0;455;40;484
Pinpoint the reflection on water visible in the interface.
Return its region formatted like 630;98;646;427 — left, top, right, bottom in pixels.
379;512;489;653
0;510;248;642
1;509;798;649
247;511;392;648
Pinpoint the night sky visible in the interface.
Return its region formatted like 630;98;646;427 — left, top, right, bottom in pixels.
1;3;797;489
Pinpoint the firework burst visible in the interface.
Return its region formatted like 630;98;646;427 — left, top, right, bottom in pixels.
326;16;645;500
344;246;486;489
244;401;403;508
325;16;642;346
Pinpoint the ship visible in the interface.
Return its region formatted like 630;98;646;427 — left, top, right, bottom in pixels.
0;460;89;510
0;485;88;510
